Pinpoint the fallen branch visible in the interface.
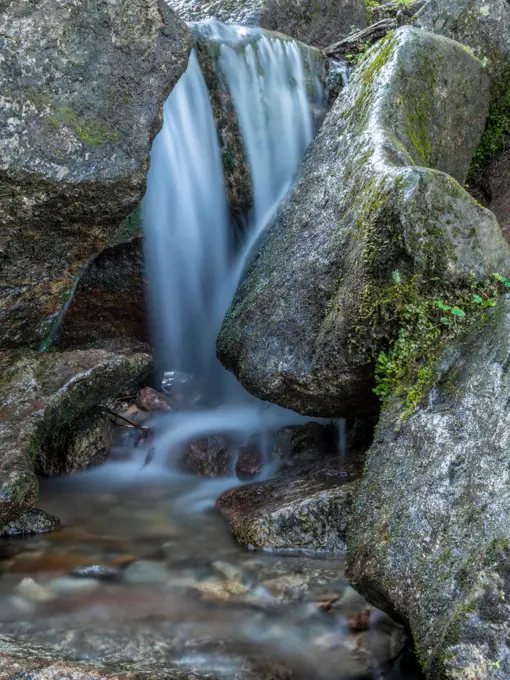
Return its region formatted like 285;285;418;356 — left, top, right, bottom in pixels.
104;407;148;431
325;18;396;58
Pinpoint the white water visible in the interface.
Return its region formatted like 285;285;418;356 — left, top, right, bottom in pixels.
143;21;326;458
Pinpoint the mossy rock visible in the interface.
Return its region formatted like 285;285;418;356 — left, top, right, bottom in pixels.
0;0;192;349
217;456;363;551
0;349;151;527
217;26;510;417
347;296;510;679
414;0;510;104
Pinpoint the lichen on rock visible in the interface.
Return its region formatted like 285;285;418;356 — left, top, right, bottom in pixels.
346;295;510;679
0;0;192;348
217;26;509;417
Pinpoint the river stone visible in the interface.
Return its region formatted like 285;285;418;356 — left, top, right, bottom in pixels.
179;435;235;477
0;349;151;526
346;295;510;679
217;26;509;417
0;509;61;537
0;0;192;349
217;456;363;551
415;0;510;103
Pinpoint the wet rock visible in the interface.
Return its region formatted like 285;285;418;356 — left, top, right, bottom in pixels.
70;565;120;582
137;387;172;413
217;26;509;417
259;0;368;49
48;577;100;597
273;422;338;465
0;509;61;538
415;0;510;102
16;578;55;603
217;457;363;551
347;295;510;678
235;440;263;480
0;349;151;526
54;236;149;352
123;560;169;584
0;1;192;349
211;560;244;582
192;23;328;215
192;579;249;602
180;436;234;477
169;0;367;49
161;371;204;409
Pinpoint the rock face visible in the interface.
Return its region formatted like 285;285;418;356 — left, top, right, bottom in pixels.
347;296;510;679
415;0;510;102
0;509;61;538
168;0;366;47
259;0;368;49
53;236;148;352
218;26;509;417
0;349;151;527
218;456;363;551
0;0;192;348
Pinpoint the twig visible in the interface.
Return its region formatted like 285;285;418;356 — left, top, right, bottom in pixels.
324;18;396;57
103;407;148;431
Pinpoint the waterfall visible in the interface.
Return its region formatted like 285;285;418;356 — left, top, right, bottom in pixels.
142;21;326;457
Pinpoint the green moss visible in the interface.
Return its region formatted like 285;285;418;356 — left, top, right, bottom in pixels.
56;108;121;146
470;71;510;173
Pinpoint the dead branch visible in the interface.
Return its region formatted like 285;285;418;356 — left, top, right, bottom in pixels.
325;18;396;58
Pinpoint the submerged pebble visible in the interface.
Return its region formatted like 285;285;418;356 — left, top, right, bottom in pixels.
123;560;169;584
48;577;100;597
17;578;55;603
70;565;120;581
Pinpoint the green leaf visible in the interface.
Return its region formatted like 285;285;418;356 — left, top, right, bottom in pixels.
481;299;497;308
493;273;508;283
473;295;483;304
505;282;510;288
440;317;450;326
436;300;451;311
451;306;466;317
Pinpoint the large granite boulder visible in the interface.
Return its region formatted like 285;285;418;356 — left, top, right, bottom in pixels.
0;0;192;348
415;0;510;103
347;295;510;679
217;26;510;417
0;349;151;529
168;0;367;48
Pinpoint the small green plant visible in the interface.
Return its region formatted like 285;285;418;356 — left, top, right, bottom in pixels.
371;271;510;417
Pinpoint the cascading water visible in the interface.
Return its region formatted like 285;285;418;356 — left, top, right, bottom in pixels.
142;21;327;465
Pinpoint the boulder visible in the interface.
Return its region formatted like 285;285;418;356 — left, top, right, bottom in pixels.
415;0;510;103
217;456;363;551
168;0;367;48
0;0;192;348
259;0;368;49
347;295;510;679
0;349;151;527
217;26;510;417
